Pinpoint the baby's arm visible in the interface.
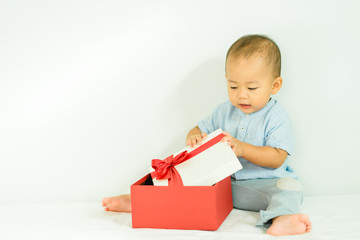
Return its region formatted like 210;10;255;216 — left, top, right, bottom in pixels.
186;126;208;148
222;132;287;168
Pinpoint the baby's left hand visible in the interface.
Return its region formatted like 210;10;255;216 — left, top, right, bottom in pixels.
221;131;244;157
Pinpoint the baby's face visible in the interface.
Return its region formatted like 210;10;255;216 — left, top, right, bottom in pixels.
225;56;282;114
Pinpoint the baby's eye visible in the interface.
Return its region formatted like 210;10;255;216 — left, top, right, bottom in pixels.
248;87;258;90
230;86;238;89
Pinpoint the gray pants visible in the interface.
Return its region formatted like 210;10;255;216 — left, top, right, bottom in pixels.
231;177;303;228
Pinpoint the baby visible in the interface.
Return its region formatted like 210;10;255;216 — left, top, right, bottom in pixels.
102;34;312;236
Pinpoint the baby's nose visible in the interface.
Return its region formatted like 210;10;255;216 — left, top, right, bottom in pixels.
237;90;248;99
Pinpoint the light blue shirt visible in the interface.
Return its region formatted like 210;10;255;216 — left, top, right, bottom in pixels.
198;98;297;180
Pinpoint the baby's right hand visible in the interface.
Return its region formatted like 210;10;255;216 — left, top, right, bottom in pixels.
186;132;207;148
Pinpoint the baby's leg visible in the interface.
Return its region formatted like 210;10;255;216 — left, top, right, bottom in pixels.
259;178;311;235
232;177;311;235
102;194;131;212
231;178;270;211
266;214;312;236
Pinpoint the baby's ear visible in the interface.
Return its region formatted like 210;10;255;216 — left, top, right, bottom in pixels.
271;77;283;95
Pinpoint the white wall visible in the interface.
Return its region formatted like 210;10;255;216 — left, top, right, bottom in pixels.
1;0;359;203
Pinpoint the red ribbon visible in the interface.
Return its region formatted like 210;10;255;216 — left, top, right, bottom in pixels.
151;133;225;186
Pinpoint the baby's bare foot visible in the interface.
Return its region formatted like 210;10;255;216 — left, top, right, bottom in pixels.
266;214;312;236
102;194;131;212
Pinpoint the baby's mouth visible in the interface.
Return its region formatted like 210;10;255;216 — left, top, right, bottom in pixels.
239;104;251;109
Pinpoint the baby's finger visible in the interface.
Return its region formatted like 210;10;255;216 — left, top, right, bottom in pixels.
186;138;192;147
196;134;203;145
221;135;229;142
221;136;232;146
191;136;200;147
222;131;231;137
189;138;195;148
202;132;208;139
230;144;237;154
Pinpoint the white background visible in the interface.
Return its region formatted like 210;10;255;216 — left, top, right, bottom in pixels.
1;0;359;204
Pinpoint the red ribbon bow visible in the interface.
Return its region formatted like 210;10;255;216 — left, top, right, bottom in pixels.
151;132;225;186
151;150;188;186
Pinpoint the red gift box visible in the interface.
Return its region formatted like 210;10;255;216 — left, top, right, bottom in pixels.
130;174;233;230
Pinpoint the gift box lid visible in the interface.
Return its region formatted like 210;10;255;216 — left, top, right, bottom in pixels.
150;129;242;186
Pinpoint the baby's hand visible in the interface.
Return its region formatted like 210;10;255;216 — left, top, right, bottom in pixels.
221;131;244;157
186;132;207;148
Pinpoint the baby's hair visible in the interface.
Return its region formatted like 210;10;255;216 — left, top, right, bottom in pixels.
226;34;281;77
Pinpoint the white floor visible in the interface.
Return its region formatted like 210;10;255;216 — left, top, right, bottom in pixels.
1;194;359;240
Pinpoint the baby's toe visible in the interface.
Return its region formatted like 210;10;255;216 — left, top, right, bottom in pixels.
102;197;112;207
